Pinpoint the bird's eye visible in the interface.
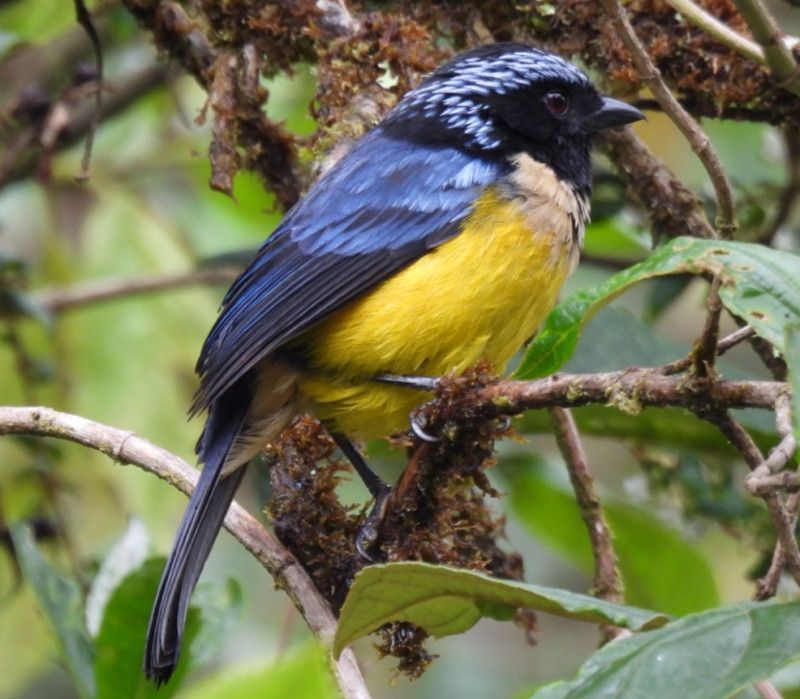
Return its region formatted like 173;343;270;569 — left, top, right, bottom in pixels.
544;91;569;116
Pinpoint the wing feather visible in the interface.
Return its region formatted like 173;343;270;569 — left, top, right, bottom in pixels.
193;130;504;413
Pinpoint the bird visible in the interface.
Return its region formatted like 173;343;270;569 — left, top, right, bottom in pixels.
144;42;644;683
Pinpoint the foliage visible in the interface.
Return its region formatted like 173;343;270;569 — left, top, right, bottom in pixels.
1;1;800;699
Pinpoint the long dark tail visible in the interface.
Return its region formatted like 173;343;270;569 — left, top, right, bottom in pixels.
144;395;249;685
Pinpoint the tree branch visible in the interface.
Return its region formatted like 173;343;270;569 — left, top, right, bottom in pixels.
600;0;737;238
664;0;767;64
733;0;800;95
473;371;782;415
0;62;169;187
598;128;716;242
30;267;241;314
705;410;800;588
0;406;371;699
549;407;623;641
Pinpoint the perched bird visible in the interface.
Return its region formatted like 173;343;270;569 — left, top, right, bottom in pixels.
144;42;643;683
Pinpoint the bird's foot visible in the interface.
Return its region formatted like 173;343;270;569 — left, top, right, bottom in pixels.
356;485;393;560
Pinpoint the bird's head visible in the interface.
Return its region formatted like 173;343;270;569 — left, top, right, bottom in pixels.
382;43;644;189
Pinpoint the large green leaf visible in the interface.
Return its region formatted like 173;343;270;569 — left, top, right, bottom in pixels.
94;557;199;699
177;641;338;699
333;562;668;657
188;578;243;667
582;218;650;263
506;467;719;615
9;523;96;698
517;237;800;379
531;600;800;699
93;556;239;699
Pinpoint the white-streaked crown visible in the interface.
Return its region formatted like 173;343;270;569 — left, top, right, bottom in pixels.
390;47;591;149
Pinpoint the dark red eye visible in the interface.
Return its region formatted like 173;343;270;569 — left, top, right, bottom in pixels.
544;91;569;115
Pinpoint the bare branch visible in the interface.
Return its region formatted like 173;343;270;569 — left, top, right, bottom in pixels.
733;0;800;95
550;407;622;642
760;125;800;245
664;0;766;64
0;406;371;699
30;267;241;314
756;492;800;601
600;0;737;238
706;411;800;588
692;278;724;378
473;371;782;415
0;63;168;187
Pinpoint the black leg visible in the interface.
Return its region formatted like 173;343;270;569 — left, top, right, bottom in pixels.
330;431;392;560
330;431;388;498
373;373;438;391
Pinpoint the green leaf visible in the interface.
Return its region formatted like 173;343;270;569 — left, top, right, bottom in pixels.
530;600;800;699
788;325;800;446
9;523;95;698
333;562;668;657
93;557;239;698
516;237;800;379
177;641;338;699
582;218;650;263
506;466;719;615
563;307;687;373
644;275;693;321
188;578;243;667
86;518;150;637
94;557;199;699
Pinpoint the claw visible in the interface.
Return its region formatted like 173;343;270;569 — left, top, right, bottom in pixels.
411;416;439;443
356;486;392;560
495;416;512;433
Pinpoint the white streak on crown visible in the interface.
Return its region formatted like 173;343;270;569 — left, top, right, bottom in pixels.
393;49;589;149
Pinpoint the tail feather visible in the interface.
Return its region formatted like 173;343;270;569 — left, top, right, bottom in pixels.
144;396;249;685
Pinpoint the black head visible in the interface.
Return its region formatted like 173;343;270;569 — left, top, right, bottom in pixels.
381;43;644;189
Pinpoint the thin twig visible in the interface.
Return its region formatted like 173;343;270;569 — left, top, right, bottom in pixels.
746;394;798;491
756;492;800;601
754;679;785;699
0;406;371;699
662;324;755;376
760;125;800;245
664;0;766;64
72;0;103;182
733;0;800;96
600;0;737;238
706;411;800;587
755;539;787;600
549;407;623;643
29;267;241;314
691;278;724;378
0;63;168;187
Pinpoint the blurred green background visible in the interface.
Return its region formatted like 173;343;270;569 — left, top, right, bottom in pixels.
1;2;798;698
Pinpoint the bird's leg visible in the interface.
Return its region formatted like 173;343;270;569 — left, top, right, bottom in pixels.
330;432;392;559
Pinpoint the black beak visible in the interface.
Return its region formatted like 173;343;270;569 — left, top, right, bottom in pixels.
586;95;645;132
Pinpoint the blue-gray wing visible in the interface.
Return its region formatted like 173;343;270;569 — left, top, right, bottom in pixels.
193;130;504;413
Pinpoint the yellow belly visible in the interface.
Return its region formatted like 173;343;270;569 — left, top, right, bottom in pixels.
295;188;574;438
